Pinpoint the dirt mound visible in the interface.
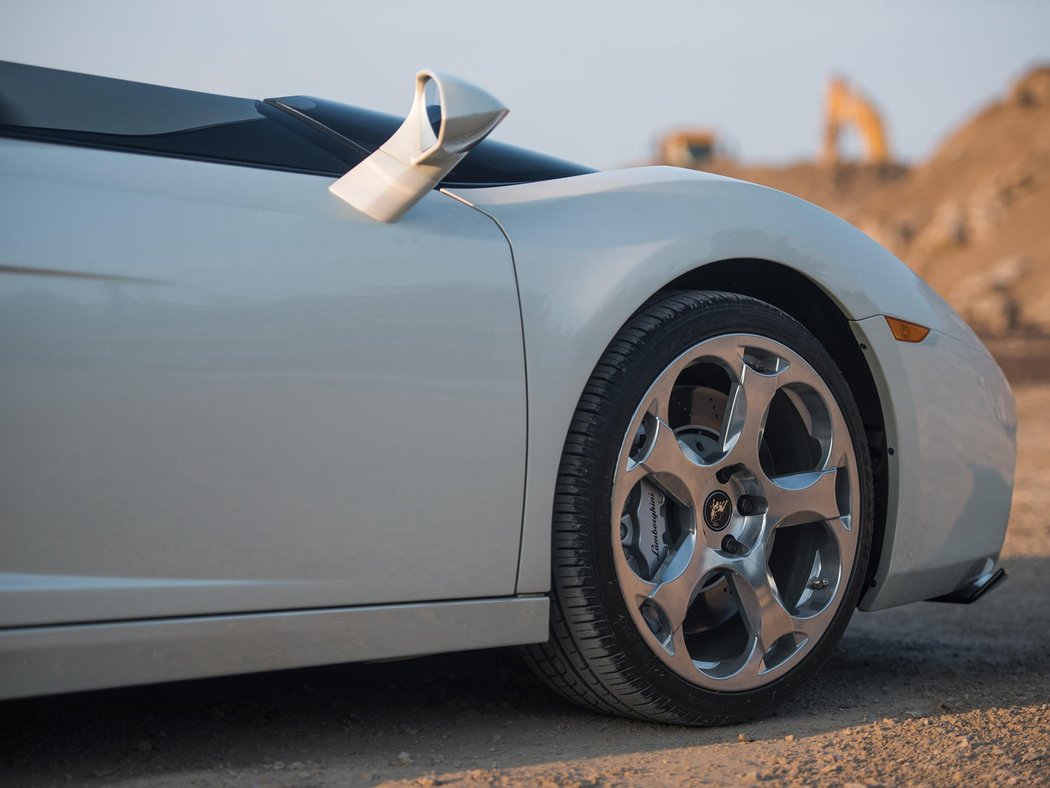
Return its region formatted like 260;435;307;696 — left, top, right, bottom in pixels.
709;66;1050;336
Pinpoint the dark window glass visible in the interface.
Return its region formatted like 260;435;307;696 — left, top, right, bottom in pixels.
0;61;595;186
0;114;357;176
0;61;358;176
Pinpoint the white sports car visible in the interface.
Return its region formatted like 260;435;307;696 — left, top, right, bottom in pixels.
0;63;1015;725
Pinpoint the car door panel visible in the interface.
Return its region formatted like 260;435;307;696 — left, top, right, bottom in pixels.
0;139;526;627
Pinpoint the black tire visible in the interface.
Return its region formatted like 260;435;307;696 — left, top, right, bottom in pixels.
522;290;873;725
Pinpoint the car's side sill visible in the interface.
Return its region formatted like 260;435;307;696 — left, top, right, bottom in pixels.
0;595;549;701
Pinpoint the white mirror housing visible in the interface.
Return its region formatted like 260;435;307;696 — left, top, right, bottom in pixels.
329;70;509;222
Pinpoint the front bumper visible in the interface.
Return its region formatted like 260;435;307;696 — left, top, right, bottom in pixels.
852;316;1017;611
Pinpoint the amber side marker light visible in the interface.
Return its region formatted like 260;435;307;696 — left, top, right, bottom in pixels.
885;315;931;343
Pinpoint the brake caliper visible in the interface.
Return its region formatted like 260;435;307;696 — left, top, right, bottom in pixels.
621;478;671;580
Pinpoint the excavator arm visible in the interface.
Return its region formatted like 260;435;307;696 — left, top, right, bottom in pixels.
823;76;891;165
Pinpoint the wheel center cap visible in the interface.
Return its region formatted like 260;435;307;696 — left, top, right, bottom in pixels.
703;490;733;531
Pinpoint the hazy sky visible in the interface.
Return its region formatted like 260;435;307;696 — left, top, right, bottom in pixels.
2;0;1047;168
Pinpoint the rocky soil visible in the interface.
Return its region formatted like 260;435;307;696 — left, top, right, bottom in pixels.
1;372;1048;787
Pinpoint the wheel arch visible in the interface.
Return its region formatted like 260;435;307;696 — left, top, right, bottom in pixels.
458;167;960;599
657;259;889;595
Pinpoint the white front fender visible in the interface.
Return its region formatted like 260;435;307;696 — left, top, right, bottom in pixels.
449;166;1014;605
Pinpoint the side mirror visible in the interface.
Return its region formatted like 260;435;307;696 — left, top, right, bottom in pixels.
330;70;509;222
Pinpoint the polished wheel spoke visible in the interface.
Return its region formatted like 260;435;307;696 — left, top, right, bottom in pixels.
725;639;768;687
726;561;797;653
614;550;659;605
643;545;737;674
620;371;679;459
767;467;843;528
642;373;678;426
637;419;701;487
720;360;785;465
610;461;647;525
647;545;726;632
790;606;831;644
617;416;704;511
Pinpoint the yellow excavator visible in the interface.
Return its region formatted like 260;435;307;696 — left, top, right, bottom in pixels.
659;129;718;168
822;76;891;165
659;76;890;168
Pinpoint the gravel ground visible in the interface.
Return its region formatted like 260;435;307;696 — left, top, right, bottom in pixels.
1;383;1048;787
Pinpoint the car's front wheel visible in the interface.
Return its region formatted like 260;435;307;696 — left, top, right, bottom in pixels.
524;290;873;724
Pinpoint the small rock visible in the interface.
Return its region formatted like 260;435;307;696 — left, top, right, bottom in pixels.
784;734;795;742
397;751;413;765
738;733;755;743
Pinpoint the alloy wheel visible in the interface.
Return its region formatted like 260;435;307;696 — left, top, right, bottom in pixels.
612;333;860;691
